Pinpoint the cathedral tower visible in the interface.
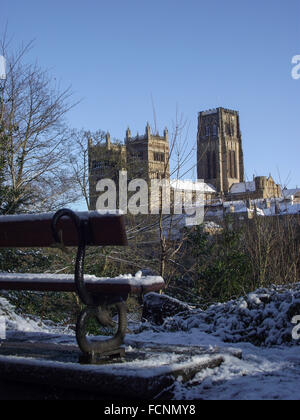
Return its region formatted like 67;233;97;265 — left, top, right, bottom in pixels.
197;107;245;194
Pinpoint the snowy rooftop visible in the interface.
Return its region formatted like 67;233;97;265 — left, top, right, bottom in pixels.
230;181;256;194
282;188;300;199
204;198;300;219
170;180;217;193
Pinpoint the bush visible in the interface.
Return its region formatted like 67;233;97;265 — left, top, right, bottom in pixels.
190;225;252;303
187;215;300;304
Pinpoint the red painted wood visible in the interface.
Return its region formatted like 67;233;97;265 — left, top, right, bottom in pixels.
0;212;128;248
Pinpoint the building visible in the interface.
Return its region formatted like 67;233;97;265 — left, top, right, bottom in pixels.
228;175;282;201
88;133;127;210
197;107;282;203
125;123;170;182
89;108;284;213
282;188;300;204
197;107;245;194
88;123;170;210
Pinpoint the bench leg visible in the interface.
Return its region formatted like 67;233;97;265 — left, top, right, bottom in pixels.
52;209;128;364
75;301;127;364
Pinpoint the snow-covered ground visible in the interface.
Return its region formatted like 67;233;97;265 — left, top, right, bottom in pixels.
128;330;300;400
0;295;72;336
1;284;300;400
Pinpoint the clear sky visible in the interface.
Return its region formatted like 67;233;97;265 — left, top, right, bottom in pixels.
1;0;300;187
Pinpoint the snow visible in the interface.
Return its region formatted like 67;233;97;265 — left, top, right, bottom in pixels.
127;330;300;400
0;296;71;335
0;352;222;381
230;181;256;194
170;180;217;193
1;283;300;399
158;284;300;347
0;272;164;287
282;188;300;199
166;346;300;400
134;284;300;399
204;198;300;219
203;221;222;230
280;203;300;215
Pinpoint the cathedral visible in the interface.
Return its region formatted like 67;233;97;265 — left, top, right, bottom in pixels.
88;123;169;210
196;107;281;201
197;107;244;194
88;107;282;211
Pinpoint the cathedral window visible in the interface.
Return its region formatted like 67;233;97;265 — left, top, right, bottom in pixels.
92;160;110;170
225;123;232;136
212;151;217;179
133;151;144;160
154;152;165;162
207;151;211;179
233;151;237;178
206;151;217;179
228;151;237;178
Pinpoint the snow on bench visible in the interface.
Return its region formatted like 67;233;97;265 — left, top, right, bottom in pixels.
0;272;165;295
0;209;165;363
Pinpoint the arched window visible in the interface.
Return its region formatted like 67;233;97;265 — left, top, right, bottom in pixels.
207;152;211;179
207;150;217;179
225;123;231;136
212;124;218;137
229;151;237;178
233;151;237;178
212;151;217;179
227;152;231;177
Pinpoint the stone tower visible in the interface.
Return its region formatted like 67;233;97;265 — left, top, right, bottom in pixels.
88;133;127;210
125;123;170;181
88;124;170;210
197;107;245;194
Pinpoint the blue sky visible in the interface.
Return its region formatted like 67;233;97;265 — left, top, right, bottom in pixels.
1;0;300;187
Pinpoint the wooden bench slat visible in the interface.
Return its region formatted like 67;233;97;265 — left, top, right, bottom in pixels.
0;210;166;362
0;274;164;295
0;212;128;248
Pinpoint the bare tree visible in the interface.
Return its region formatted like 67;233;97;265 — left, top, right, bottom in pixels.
68;129;107;210
0;36;79;213
148;110;197;281
65;109;209;295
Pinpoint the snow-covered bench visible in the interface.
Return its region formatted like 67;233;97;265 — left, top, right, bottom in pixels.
0;209;164;363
